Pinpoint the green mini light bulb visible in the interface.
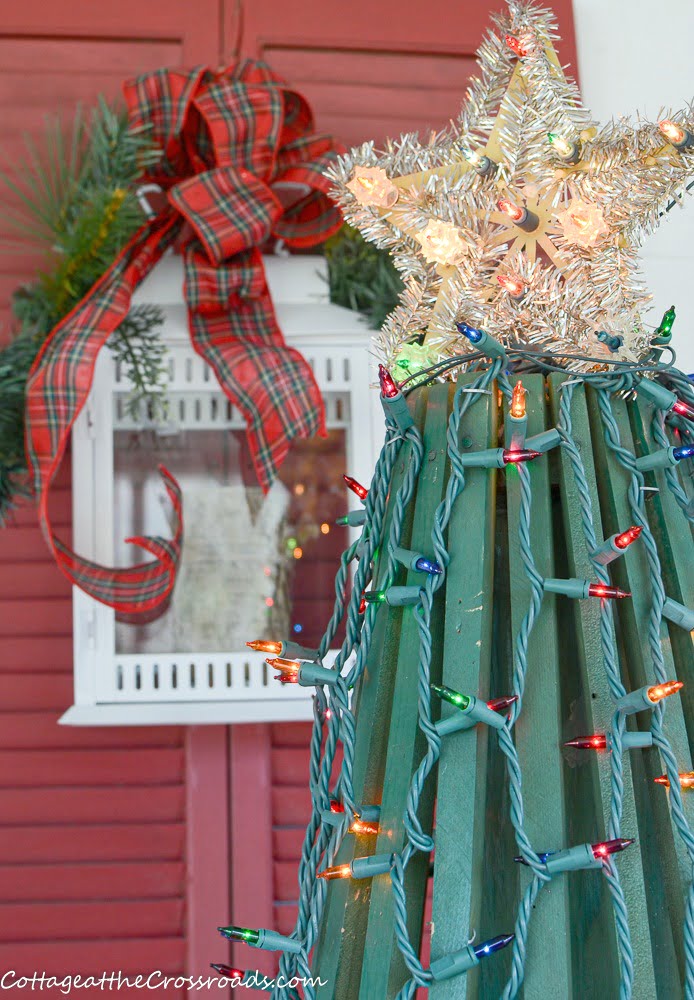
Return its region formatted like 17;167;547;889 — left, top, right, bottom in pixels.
652;304;676;345
431;683;471;710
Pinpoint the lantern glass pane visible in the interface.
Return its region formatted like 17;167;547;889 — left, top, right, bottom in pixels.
113;392;349;655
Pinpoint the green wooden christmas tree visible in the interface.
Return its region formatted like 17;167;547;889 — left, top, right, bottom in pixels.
217;2;694;996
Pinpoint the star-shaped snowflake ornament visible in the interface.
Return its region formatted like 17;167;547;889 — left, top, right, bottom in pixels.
328;0;694;372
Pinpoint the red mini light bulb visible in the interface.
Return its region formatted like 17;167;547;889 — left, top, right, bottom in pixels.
329;799;345;813
587;583;631;600
613;525;643;550
673;399;694;420
378;364;401;399
487;695;519;713
502;448;542;464
565;734;608;750
211;964;246;980
505;34;528;57
344;474;369;500
497;198;526;223
591;838;634;860
358;593;367;614
497;274;526;297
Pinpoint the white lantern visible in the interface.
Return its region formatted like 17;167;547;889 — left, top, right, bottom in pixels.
63;253;382;725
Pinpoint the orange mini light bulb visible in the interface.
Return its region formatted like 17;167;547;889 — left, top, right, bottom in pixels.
350;819;380;836
647;680;683;703
318;863;352;881
266;657;301;684
659;119;688;146
246;640;282;654
655;772;694;789
511;381;526;419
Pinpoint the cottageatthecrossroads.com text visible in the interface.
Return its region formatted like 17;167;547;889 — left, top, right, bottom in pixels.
0;972;327;993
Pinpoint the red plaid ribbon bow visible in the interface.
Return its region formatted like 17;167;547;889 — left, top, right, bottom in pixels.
25;61;343;619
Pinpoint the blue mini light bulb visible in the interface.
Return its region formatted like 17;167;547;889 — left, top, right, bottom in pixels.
473;934;515;958
456;321;484;344
673;445;694;461
414;556;443;575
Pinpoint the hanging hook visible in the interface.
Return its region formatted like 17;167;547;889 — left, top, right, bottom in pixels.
221;0;244;69
136;183;162;220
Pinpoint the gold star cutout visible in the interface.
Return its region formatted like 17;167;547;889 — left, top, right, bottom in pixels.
329;0;694;371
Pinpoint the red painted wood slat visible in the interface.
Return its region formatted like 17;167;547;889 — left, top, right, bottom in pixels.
0;824;185;865
0;862;185;902
0;675;73;712
0;748;184;786
271;785;311;826
272;827;304;862
273;904;298;937
0;638;73;673
0;0;229;986
0;599;72;636
0;564;72;600
0;531;73;563
0;899;184;942
274;861;301;902
0;939;185;976
271;723;313;748
0;786;185;826
229;725;275;978
0;713;182;749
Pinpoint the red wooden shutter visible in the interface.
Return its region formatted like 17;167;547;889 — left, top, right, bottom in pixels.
234;0;577;149
0;4;221;988
0;0;222;336
0;458;187;983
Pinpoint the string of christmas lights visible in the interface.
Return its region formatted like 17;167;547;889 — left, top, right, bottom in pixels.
217;351;694;998
215;343;694;999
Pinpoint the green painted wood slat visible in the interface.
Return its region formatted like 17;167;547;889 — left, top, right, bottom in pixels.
312;377;694;1000
548;374;654;999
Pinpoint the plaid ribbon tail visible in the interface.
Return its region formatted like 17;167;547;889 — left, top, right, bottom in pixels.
185;246;326;492
26;218;186;621
51;466;183;623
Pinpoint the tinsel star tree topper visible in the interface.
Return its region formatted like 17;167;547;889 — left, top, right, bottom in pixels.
329;0;694;373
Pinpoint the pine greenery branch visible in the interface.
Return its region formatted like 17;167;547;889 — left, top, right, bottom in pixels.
0;98;167;521
0;330;42;523
323;224;404;330
109;305;168;422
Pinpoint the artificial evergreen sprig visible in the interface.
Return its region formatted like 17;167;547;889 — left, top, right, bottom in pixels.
323;224;403;330
108;304;168;421
0;97;166;521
